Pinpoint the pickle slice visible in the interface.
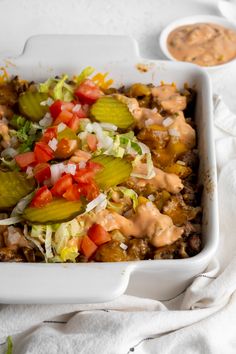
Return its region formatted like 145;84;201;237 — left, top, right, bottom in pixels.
90;97;134;129
0;171;36;209
57;127;78;141
19;91;49;121
92;155;132;190
23;198;85;224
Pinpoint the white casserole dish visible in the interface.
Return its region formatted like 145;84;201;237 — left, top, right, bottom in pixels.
0;35;218;303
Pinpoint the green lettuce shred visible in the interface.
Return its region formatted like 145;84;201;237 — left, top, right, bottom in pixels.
39;74;74;102
10;114;41;153
6;336;13;354
74;66;95;85
60;246;78;262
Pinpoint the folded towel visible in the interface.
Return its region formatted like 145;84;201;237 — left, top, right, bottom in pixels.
1;96;236;354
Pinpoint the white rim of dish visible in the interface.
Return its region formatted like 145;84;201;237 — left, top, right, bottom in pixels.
159;14;236;70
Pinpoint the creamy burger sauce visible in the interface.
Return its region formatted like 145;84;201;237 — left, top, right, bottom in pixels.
130;162;183;194
81;203;183;247
167;23;236;66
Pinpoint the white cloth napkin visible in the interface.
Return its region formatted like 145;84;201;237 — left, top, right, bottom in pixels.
1;95;236;354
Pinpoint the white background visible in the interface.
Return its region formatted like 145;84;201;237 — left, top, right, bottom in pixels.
0;0;236;111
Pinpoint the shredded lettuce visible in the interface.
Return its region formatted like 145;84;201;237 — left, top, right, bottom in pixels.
131;153;156;179
10;114;27;129
49;220;83;262
39;74;74;102
60;246;78;262
118;187;138;210
54;222;70;254
53;74;74;101
39;78;54;94
53;219;84;255
10;115;41;153
31;225;47;244
6;336;13;354
74;66;95;85
45;225;53;260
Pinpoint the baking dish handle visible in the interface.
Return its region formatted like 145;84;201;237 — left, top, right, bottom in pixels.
0;262;136;304
17;34;140;63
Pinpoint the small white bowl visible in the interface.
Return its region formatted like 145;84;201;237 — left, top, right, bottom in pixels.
159;15;236;71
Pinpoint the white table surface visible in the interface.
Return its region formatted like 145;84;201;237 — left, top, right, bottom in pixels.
1;0;236;112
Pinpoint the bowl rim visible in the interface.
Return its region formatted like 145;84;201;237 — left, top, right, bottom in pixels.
159;14;236;70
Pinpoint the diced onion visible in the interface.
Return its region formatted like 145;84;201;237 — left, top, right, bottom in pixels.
120;242;128;250
39;113;53;127
146;201;153;209
72;104;81;112
64;163;76;175
48;138;58;151
176;160;186;166
57;122;67;132
145;118;154;127
79;161;86;169
26;166;34;177
168;128;180;137
148;194;155;201
162;117;174;127
40;97;54;106
50;163;65;184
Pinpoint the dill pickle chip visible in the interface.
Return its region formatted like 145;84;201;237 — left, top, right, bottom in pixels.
19;91;49;121
92;155;132;190
57;127;78;141
0;171;36;209
90;96;134;129
23;198;85;224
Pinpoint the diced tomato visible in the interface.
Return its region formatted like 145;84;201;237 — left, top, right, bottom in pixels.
73;104;89;118
51;174;73;196
67;115;81;132
15;152;36;169
50;100;74;119
78;180;99;201
63;184;81;201
33;163;51;184
73;161;102;186
88;224;111;246
30;186;52;208
80;235;98;258
73;169;95;184
86;161;103;173
40;126;57;143
34;142;54;163
54;110;73;125
86;133;97;152
75;79;101;105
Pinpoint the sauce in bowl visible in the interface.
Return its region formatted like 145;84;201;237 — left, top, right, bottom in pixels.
167;23;236;66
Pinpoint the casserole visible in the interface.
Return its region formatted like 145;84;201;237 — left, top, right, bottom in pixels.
0;35;218;303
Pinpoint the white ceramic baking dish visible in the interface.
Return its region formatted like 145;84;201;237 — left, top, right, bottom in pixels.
0;35;218;303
